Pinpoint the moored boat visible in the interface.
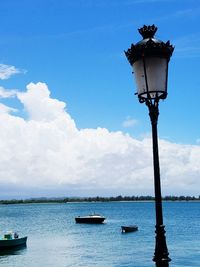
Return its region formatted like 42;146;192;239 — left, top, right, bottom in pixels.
121;225;138;233
75;214;106;224
0;232;27;249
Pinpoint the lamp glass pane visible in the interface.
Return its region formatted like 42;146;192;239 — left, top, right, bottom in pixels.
132;59;146;96
133;57;168;99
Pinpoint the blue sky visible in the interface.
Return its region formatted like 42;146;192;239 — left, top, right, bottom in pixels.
0;0;200;198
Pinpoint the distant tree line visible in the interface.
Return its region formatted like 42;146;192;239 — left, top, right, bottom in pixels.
0;195;200;204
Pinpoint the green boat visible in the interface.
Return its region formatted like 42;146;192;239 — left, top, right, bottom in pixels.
0;233;27;249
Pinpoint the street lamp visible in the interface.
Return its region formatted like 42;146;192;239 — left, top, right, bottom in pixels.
125;25;174;266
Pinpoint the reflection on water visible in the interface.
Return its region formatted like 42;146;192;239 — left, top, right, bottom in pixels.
0;244;27;256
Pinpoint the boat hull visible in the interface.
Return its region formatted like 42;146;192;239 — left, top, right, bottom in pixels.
75;216;105;224
121;226;138;233
0;237;27;248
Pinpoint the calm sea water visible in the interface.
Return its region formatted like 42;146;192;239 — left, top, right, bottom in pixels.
0;201;200;267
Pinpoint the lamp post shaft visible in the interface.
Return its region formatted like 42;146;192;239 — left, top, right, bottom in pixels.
147;101;171;267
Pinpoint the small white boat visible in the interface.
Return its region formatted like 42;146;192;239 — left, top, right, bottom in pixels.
75;214;106;224
0;232;27;249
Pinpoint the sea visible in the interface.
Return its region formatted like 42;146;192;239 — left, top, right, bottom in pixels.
0;201;200;267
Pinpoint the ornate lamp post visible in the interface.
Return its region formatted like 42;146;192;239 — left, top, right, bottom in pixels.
125;25;174;266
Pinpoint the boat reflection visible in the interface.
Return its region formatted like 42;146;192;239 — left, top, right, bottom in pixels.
0;244;27;256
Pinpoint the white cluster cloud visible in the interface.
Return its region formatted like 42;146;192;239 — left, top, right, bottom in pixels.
0;82;200;198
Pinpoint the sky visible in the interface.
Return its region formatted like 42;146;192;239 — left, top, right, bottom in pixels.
0;0;200;199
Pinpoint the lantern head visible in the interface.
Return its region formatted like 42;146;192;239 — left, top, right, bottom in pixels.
125;25;174;102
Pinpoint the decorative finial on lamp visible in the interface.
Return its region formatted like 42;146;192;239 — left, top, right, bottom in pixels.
138;25;157;39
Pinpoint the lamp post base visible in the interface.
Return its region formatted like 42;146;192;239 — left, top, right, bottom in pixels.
153;225;171;267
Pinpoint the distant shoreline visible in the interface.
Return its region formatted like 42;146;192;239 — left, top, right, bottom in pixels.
0;195;200;205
